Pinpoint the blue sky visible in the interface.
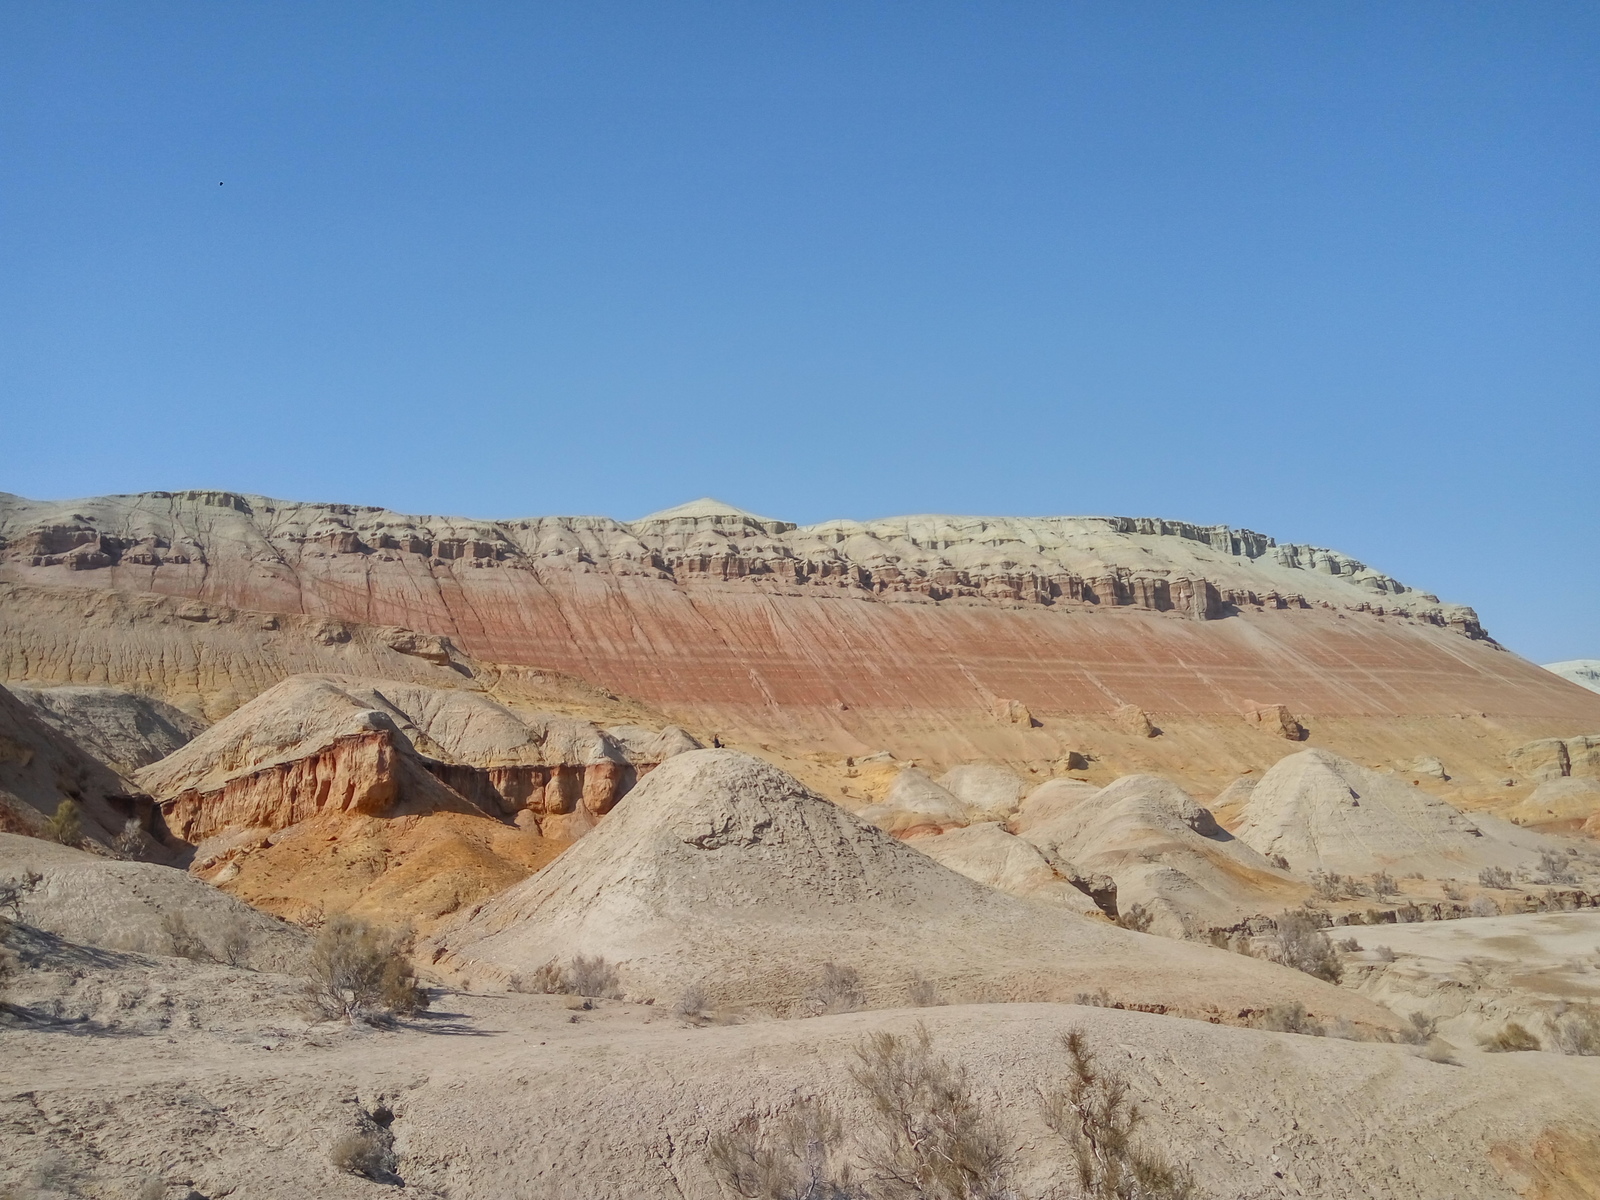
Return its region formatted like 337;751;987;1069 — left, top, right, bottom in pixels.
1;3;1595;662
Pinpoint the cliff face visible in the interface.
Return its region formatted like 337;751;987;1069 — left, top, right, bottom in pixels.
2;491;1597;752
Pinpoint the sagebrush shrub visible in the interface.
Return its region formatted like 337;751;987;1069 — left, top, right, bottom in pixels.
813;962;866;1014
1478;866;1513;890
330;1129;395;1179
907;976;943;1008
305;914;427;1023
43;799;81;847
1268;911;1342;984
1483;1022;1540;1053
1115;904;1153;934
1257;1001;1324;1037
569;954;621;999
162;910;210;962
1549;1004;1600;1056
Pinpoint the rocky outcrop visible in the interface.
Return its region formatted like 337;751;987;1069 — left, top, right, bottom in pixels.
1507;735;1600;782
1242;702;1308;741
8;684;206;775
136;675;700;844
1543;659;1600;695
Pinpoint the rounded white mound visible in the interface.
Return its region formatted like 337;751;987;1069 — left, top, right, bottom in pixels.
431;750;1397;1031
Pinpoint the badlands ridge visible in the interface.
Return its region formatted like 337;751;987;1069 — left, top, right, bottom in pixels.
3;488;1600;1198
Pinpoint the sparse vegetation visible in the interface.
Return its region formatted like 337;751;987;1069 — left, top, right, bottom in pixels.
1415;1038;1459;1066
1267;854;1289;871
1370;871;1397;898
675;983;709;1018
1266;910;1342;984
1042;1030;1196;1200
569;954;622;999
219;915;252;967
852;1025;1012;1200
709;1025;1192;1200
1397;1012;1437;1045
1256;1001;1325;1037
1483;1022;1540;1052
1468;895;1500;918
1335;937;1361;952
1372;945;1396;963
330;1129;396;1180
161;910;210;961
813;962;866;1014
1478;866;1513;890
304;914;428;1024
43;799;81;847
1115;903;1153;934
907;976;943;1007
1539;850;1577;886
0;870;41;920
1441;881;1466;901
113;818;148;859
1548;1003;1600;1056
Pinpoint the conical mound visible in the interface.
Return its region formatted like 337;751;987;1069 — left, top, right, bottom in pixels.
431;750;1399;1032
1233;748;1541;877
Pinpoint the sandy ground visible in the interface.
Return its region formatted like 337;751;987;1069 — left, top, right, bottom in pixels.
4;929;1600;1200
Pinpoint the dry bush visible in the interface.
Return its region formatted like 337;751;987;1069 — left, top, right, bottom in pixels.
43;799;81;847
1394;903;1421;923
1267;911;1342;984
1075;988;1115;1008
1372;945;1396;963
1335;937;1361;952
219;916;252;968
1256;1001;1324;1037
814;962;866;1014
1468;895;1500;918
1441;881;1466;901
1539;850;1577;886
305;914;428;1023
330;1129;396;1180
1308;871;1346;901
569;954;622;999
676;983;709;1017
1326;1017;1359;1041
162;910;211;962
1115;904;1153;934
1483;1022;1541;1052
0;870;41;920
1267;853;1289;870
517;961;567;993
1414;1038;1459;1065
708;1097;853;1199
1478;866;1513;890
851;1026;1012;1200
1549;1003;1600;1056
1371;871;1398;898
907;976;943;1008
113;818;149;860
1397;1012;1437;1045
1042;1029;1196;1200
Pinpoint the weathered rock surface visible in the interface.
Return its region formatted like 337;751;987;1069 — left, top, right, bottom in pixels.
905;821;1105;917
1006;777;1101;835
7;685;205;776
1234;749;1551;877
855;766;969;835
0;682;163;854
430;749;1398;1030
1544;658;1600;695
1511;776;1600;825
0;832;305;970
135;674;697;843
934;763;1030;819
1015;774;1302;935
1506;733;1600;782
1242;701;1308;741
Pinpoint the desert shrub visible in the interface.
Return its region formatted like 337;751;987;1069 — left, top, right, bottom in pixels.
219;916;252;967
569;954;622;999
1394;903;1421;923
113;818;149;859
305;914;428;1023
1397;1012;1437;1045
162;910;210;962
1478;866;1513;890
1309;871;1345;901
675;983;708;1018
1415;1038;1459;1065
1371;871;1397;898
43;799;81;847
852;1026;1012;1200
1549;1004;1600;1056
1075;988;1115;1008
1326;1017;1359;1041
814;962;866;1014
907;976;943;1008
1372;945;1396;963
1483;1022;1540;1052
519;961;567;993
1115;904;1153;934
1335;937;1361;952
1468;895;1500;918
1268;853;1289;870
1539;850;1577;886
330;1129;396;1180
1441;881;1466;901
1267;911;1342;984
1256;1001;1324;1037
708;1097;853;1199
1041;1030;1196;1200
0;870;41;920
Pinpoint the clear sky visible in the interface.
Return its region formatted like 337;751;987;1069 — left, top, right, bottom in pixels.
1;3;1595;662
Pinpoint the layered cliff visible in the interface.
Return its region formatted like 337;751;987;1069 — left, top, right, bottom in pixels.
4;489;1600;806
